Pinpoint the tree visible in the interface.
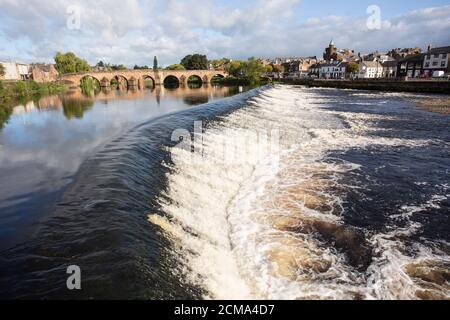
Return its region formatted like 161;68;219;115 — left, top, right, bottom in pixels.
153;56;158;71
265;65;273;73
209;58;231;70
165;64;186;71
111;64;127;71
134;65;149;70
0;63;5;78
180;54;208;70
225;60;245;77
242;57;267;83
54;52;90;74
346;62;360;76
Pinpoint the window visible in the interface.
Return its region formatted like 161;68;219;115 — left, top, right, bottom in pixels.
442;61;446;67
442;54;447;59
425;62;430;68
432;61;438;66
426;54;431;60
434;54;439;58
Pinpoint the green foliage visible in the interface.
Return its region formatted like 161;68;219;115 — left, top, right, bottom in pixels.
0;81;65;129
225;58;267;84
134;65;150;70
165;64;186;71
209;58;231;70
225;61;245;77
243;58;267;84
0;104;13;129
0;64;5;77
80;76;100;96
111;64;127;71
347;62;360;74
62;98;94;120
153;56;158;71
180;54;208;70
54;52;90;74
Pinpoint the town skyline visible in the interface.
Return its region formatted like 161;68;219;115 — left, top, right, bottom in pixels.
0;0;449;66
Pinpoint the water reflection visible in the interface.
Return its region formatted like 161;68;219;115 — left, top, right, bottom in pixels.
0;85;247;249
62;98;94;119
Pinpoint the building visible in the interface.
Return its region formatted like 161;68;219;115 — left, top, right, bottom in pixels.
283;57;318;79
323;40;338;61
31;64;59;82
319;62;342;79
387;47;422;60
309;63;321;77
381;60;398;78
358;60;384;78
422;45;450;77
397;54;425;78
0;61;31;80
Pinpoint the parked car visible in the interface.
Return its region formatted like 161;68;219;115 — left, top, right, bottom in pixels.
432;71;445;78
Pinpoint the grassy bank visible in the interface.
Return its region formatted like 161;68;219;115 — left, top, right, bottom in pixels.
0;80;66;129
0;80;65;103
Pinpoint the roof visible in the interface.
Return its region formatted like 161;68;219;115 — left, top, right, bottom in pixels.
320;62;340;68
382;60;398;67
427;46;450;55
362;60;383;68
399;53;425;62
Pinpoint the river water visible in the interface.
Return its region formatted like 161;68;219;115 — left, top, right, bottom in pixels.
0;84;448;299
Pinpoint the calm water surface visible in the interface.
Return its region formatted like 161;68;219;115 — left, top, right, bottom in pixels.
0;85;246;249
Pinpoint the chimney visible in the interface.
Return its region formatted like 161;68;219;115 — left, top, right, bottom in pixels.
427;44;433;52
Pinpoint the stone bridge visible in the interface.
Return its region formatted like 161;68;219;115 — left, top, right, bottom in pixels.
58;69;228;88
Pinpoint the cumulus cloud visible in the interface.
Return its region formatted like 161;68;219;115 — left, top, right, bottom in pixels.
0;0;449;65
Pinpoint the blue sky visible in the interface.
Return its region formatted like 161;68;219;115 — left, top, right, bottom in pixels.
0;0;449;66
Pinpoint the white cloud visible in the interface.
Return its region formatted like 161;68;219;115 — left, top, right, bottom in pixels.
0;0;449;65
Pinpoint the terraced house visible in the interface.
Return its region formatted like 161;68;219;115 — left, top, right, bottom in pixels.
423;45;450;77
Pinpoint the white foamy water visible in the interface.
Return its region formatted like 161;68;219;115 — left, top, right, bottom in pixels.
148;85;449;300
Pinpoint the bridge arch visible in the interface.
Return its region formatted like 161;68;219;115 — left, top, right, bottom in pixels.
163;75;180;88
79;75;101;96
187;75;203;88
141;75;156;89
80;75;101;88
111;75;129;90
211;74;225;83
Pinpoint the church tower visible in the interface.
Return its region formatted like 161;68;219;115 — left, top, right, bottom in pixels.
324;40;338;61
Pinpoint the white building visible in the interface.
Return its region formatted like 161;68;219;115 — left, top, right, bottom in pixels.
358;60;383;79
0;62;31;80
319;62;347;79
381;60;398;78
423;45;450;77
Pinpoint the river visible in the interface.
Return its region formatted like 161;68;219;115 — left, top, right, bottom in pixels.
0;84;448;299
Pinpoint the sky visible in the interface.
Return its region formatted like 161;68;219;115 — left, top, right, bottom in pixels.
0;0;449;67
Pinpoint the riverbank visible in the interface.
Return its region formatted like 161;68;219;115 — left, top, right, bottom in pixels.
0;80;66;128
282;78;450;94
0;80;65;106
